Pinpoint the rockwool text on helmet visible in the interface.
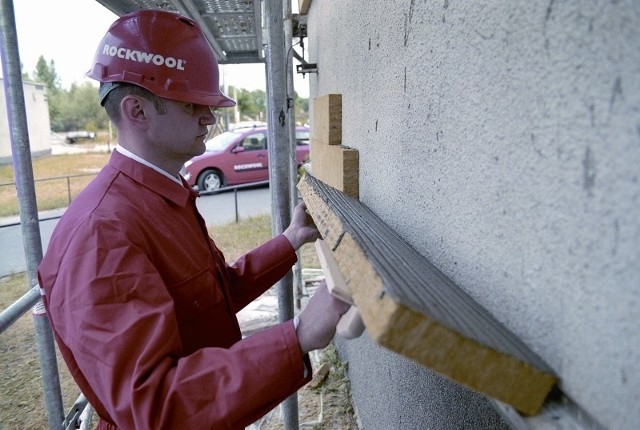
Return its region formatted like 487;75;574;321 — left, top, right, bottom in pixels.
102;45;186;70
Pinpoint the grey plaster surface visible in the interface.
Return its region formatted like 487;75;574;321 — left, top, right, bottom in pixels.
305;0;639;428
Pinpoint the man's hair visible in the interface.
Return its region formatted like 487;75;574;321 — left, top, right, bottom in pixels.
101;83;167;123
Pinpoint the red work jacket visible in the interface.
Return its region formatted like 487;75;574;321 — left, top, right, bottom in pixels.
38;150;310;429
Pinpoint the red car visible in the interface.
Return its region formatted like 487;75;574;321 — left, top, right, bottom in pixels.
183;126;310;192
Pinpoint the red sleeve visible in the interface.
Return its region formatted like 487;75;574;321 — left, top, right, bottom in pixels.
222;234;298;312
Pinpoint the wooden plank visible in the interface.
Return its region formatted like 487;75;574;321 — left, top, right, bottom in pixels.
298;0;312;15
335;306;365;340
310;141;359;199
493;393;608;430
315;240;365;339
298;173;557;416
312;94;342;146
309;93;359;198
315;239;352;304
308;362;330;389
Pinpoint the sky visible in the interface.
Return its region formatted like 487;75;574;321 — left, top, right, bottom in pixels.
11;0;309;97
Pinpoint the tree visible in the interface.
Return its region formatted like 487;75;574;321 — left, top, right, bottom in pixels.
31;56;63;130
293;91;309;125
33;56;61;95
235;87;267;121
57;82;108;131
231;86;308;126
24;57;308;134
29;57;108;132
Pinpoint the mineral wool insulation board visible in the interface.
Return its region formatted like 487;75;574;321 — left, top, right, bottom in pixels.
298;173;557;415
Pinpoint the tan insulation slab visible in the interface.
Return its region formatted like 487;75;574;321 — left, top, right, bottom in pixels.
309;93;359;198
298;0;311;15
298;173;557;415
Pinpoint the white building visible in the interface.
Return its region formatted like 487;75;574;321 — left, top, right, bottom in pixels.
0;78;51;163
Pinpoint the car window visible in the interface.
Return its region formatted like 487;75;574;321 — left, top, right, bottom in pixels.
205;131;242;151
296;129;310;145
240;133;267;151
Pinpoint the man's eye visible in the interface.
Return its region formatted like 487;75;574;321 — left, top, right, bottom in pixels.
183;103;216;115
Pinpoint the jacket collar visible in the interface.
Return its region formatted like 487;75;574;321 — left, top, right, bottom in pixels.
109;150;198;207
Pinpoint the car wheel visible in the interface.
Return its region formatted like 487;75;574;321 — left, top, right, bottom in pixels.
198;169;223;192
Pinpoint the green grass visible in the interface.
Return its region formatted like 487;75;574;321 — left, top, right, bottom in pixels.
0;272;81;430
210;214;319;268
0;152;111;217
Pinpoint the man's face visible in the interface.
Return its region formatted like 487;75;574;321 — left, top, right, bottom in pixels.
148;99;218;163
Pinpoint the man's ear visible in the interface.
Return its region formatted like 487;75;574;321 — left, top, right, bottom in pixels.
120;95;148;124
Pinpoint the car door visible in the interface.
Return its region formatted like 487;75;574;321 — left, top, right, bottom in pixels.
294;128;311;165
228;131;269;184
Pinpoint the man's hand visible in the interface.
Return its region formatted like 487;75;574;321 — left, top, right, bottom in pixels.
283;203;320;250
296;281;351;354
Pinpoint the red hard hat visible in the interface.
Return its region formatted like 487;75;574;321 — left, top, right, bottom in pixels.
87;9;235;108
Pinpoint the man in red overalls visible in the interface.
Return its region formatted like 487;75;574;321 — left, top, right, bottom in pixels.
38;9;349;429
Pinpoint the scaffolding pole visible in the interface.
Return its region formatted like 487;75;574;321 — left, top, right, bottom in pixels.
0;0;65;428
265;0;299;428
284;0;304;312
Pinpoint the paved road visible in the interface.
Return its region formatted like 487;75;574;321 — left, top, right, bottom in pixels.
0;184;272;278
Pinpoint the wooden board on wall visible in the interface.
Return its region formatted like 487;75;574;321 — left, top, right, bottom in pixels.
298;0;311;15
310;140;359;199
298;173;557;416
310;94;359;199
312;93;342;146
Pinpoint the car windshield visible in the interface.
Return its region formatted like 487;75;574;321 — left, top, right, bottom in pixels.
205;131;242;152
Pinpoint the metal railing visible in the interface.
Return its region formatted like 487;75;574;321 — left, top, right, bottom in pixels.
0;177;269;229
0;279;92;429
0;172;95;219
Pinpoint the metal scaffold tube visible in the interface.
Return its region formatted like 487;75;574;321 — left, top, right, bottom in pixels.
284;0;304;312
265;0;299;428
0;0;65;427
0;285;39;334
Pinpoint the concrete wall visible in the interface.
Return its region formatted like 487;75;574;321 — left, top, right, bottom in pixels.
304;1;639;429
0;79;51;162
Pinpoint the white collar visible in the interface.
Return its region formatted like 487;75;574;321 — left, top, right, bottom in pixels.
115;145;182;185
